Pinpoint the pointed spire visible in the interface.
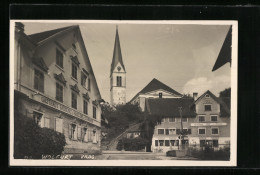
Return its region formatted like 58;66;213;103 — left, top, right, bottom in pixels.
110;25;125;76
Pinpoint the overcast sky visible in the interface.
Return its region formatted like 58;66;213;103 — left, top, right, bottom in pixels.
22;21;231;102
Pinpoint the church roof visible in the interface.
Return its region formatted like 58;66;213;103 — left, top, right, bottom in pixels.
129;78;182;102
145;98;196;117
110;27;125;75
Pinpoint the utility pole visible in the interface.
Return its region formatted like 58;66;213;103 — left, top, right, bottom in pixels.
178;107;184;150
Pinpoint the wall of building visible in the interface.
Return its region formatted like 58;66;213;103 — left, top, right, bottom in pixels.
14;27;102;154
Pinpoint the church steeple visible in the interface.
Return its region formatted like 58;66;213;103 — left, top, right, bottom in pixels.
110;26;126;105
110;26;126;76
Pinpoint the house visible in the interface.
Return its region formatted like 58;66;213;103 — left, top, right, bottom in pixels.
13;22;103;154
129;78;183;111
145;90;230;153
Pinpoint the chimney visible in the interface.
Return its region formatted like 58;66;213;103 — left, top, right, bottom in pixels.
193;92;198;101
15;22;25;33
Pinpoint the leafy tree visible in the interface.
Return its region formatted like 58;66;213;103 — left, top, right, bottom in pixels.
219;88;231;97
117;137;149;151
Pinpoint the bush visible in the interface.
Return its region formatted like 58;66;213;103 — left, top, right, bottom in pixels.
189;146;230;160
14;113;66;159
117;137;149;151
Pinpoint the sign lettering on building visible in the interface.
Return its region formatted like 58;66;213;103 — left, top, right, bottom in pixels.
40;96;94;124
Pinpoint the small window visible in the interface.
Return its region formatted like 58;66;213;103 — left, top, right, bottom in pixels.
117;76;122;86
200;140;206;147
34;69;44;93
159;140;164;146
205;94;210;98
165;140;170;146
155;140;158;146
56;82;63;102
213;140;219;147
169;129;176;135
169;117;175;122
199;116;205;122
182;117;188;122
204;105;211;111
158;129;164;135
33;112;42;126
198;128;206;135
93;106;96;119
72;63;77;79
159;93;162;98
212;128;219;135
56;49;63;68
83;100;88;115
211;116;218;121
81;72;87;88
71;92;77;109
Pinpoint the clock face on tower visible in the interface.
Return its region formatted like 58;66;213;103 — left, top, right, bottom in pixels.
117;66;121;71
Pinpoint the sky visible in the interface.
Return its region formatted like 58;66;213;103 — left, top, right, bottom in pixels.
22;21;231;102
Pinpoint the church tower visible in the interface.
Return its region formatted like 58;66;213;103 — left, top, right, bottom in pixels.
110;26;126;105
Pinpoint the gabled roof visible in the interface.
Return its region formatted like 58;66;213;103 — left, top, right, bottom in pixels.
194;90;231;117
110;27;125;75
145;98;196;117
28;26;76;44
129;78;182;103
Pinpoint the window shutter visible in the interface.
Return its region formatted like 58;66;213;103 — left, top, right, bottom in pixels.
77;126;82;140
74;125;78;140
68;124;72;139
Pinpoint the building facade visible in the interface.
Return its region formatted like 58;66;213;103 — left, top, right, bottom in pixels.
145;90;230;153
130;78;182;111
110;27;126;105
13;23;103;154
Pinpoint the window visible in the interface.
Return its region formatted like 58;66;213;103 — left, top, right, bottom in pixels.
159;93;162;98
44;118;50;128
116;76;122;86
165;140;170;146
165;129;169;135
198;128;206;135
83;128;88;142
169;117;175;122
182;117;188;122
56;82;63;102
81;72;87;88
169;129;176;135
93;106;96;119
155;140;158;146
176;129;181;135
34;69;44;92
83;100;88;115
71;92;77;109
212;128;219;135
70;124;76;140
158;129;164;135
72;63;77;79
93;130;97;143
200;140;206;147
55;118;63;133
56;49;63;68
33;111;42;126
205;94;210;98
199;116;205;122
211;116;218;121
170;140;175;146
213;140;219;147
159;140;164;146
204;105;211;111
88;78;91;91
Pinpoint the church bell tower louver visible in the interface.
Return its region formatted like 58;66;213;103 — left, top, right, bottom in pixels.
110;26;126;105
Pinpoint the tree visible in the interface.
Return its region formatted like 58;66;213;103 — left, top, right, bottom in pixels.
219;88;231;97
